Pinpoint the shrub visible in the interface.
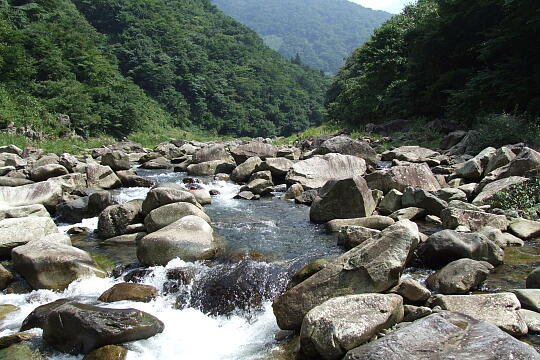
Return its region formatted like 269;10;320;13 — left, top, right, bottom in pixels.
492;174;540;219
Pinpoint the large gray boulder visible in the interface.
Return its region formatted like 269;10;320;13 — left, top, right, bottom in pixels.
230;142;278;163
137;215;217;265
300;294;403;360
487;147;540;180
42;302;164;354
286;154;367;190
509;218;540;240
485;146;516;174
186;160;235;176
97;200;143;239
144;202;210;233
426;258;493;294
86;164;121;190
256;157;293;182
473;176;529;205
140;156;171;169
100;151;130;171
29;164;69;182
378;189;403;215
441;207;508;231
12;240;105;290
430;293;528;336
230;156;262;182
343;312;539;360
401;187;448;217
272;220;419;330
0;204;49;220
0;216;58;257
337;226;381;250
0;181;63;207
310;176;375;223
512;289;540;313
381;146;439;163
316;136;379;166
192;144;233;164
115;170;154;188
325;215;395;233
365;163;441;193
417;230;504;268
142;183;200;214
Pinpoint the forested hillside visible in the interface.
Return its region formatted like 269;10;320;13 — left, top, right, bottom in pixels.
326;0;540;129
0;0;329;138
212;0;391;74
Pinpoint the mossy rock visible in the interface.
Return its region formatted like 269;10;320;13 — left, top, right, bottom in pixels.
0;344;44;360
83;345;128;360
0;304;18;321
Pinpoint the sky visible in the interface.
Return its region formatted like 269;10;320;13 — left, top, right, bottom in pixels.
348;0;412;14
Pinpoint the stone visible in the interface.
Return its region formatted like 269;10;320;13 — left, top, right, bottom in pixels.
277;146;301;160
382;146;439;163
241;178;274;196
97;200;144;239
12;240;105;290
378;189;402;215
478;226;509;248
435;187;468;202
137;215;217;265
0;344;44;359
144;202;210;233
389;278;431;304
98;283;158;303
485;146;516;174
257;157;293;180
0;181;63;207
0;177;33;187
417;230;504;268
527;268;540;288
0;304;18;322
343;312;539;360
426;258;493;294
102;232;146;245
473;176;528;205
0;216;58;257
365;163;441;193
295;189;318;205
487;147;540;180
58;153;79;172
187;160;235;176
389;207;426;221
273;220;419;330
281;183;304;200
192;144;233;164
0;331;35;349
337;226;380;249
285;153;367;190
448;199;482;211
230;142;278;163
402;187;448;217
425;215;442;226
509;218;540;240
115;170;154;188
190;189;212;205
83;345;127;360
234;191;259;200
326;215;394;233
455;157;483;181
20;299;73;331
519;309;540;333
0;264;14;290
42;302;164;354
511;289;540;312
316;136;379;166
441;207;508;231
29;164;69;182
100;151;130;171
230;156;262;182
0;144;22;156
430;293;527;336
142;183;200;214
289;259;331;289
0;204;49;220
86;164;121;189
140;156;171;169
310;176;375;223
300;294;403;360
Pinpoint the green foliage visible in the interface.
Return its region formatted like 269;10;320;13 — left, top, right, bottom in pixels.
211;0;391;74
0;132;115;154
327;0;540;130
492;175;540;219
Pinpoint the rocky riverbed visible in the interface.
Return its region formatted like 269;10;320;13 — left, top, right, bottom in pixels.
0;132;539;359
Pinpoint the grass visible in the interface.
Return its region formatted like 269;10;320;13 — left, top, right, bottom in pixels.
127;127;243;148
0;133;116;155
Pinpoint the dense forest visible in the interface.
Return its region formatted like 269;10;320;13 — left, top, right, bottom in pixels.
0;0;329;138
326;0;540;130
212;0;391;74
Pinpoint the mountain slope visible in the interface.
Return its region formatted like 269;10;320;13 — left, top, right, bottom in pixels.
211;0;392;73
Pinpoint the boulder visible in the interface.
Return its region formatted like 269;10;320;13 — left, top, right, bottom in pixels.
401;187;448;217
417;230;504;268
0;264;14;290
343;312;539;360
473;176;529;205
430;293;528;336
441;207;508;231
402;304;432;322
12;240;105;290
20;299;73;331
115;170;154;188
295;189;318;205
511;289;540;312
257;157;293;180
0;204;49;220
100;151;130;171
272;220;420;330
98;283;158;303
382;146;439;163
300;294;403;360
137;215;217;265
389;278;431;304
142;183;200;214
187;160;235;176
365;163;441;193
190;189;212;205
42;302;164;354
230;142;278;163
519;309;540;333
281;183;304;200
434;187;468;202
0;181;63;207
426;258;493;294
140;156;171;169
509;218;540;240
192;144;233;164
0;177;34;187
485;146;516;174
325;215;394;233
454;147;496;181
0;344;44;359
310;176;375;223
487;147;540;180
527;268;540;288
0;217;58;257
285;154;367;190
0;144;22;156
29;164;68;182
83;345;127;360
86;164;121;189
378;189;403;215
58;153;79;172
316;136;379;166
241;178;274;196
234;191;259;200
337;226;380;250
97;200;144;239
390;207;426;221
230;157;262;182
144;202;210;233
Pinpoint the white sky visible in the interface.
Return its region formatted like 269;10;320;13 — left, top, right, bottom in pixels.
348;0;412;14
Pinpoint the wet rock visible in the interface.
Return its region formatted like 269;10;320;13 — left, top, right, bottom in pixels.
0;304;18;322
281;183;303;200
300;294;403;360
230;156;262;182
187;160;235;176
0;331;35;349
473;176;528;205
285;154;367;190
142;183;200;214
230;142;278;163
325;215;394;233
378;189;402;215
402;187;448;217
42;302;164;354
511;289;540;312
0;181;63;207
144;202;210;233
389;278;431;304
509;218;540;240
0;204;49;220
98;283;158;303
0;344;44;359
97;200;144;239
289;259;330;289
343;312;539;360
273;220;420;330
100;151;130;171
417;230;504;268
389;207;426;221
337;226;380;250
0;216;58;257
102;232;146;245
12;240;105;290
310;176;375;223
0;264;14;290
441;207;508;231
316;136;379;166
426;258;493;294
294;189;318;205
21;299;74;331
83;345;127;360
234;191;259;200
86;164;121;190
430;293;527;336
137;215;217;265
527;268;540;288
115;170;154;188
382;146;439;163
365;163;441;193
213;173;229;181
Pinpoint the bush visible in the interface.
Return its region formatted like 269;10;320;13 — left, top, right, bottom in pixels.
492;174;540;219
